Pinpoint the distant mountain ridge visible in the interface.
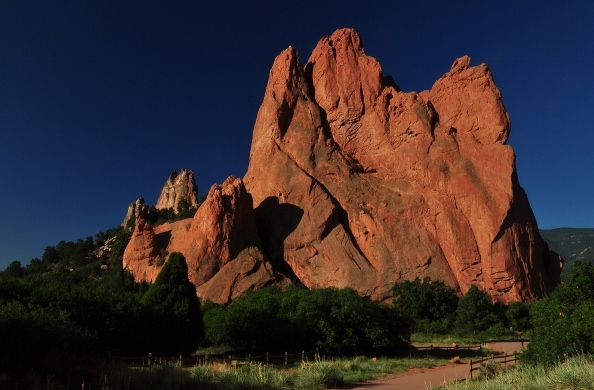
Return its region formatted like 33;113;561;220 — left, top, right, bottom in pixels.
540;228;594;274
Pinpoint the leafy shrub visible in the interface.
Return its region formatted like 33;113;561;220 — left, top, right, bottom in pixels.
142;252;204;354
523;261;594;364
505;301;532;332
479;323;515;340
295;361;344;389
454;285;503;336
392;276;458;333
202;285;411;356
0;302;103;384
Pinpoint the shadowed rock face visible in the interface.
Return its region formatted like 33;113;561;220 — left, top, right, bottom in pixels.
244;28;561;302
124;28;561;304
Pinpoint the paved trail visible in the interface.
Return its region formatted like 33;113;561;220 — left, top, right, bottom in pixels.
345;342;525;390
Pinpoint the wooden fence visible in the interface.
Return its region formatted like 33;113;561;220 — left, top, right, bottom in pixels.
112;349;321;369
469;353;518;379
415;344;482;353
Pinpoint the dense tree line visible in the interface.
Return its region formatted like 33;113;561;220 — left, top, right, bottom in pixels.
3;223;593;386
0;232;202;384
391;277;531;339
202;285;411;356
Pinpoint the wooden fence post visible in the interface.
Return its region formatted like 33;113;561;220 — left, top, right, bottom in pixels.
148;353;152;367
285;352;288;366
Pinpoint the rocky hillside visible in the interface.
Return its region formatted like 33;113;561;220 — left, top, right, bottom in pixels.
541;228;594;273
123;28;562;304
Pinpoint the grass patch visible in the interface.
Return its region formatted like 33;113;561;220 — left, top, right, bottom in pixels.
336;355;449;383
412;333;481;345
441;355;594;390
6;355;457;389
411;332;521;345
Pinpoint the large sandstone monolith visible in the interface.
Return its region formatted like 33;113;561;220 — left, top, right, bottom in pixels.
244;28;561;302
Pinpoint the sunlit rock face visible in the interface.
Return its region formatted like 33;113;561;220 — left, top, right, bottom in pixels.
155;168;199;211
125;28;561;304
123;176;283;304
243;28;561;303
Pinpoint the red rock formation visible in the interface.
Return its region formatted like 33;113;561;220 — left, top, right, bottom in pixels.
123;176;282;303
244;28;561;302
122;200;159;281
124;28;560;304
155;168;199;211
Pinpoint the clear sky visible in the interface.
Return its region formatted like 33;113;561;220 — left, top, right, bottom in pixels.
1;1;593;270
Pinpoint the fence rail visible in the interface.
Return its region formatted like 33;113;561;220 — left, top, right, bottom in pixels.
112;349;321;369
469;353;517;379
416;344;482;352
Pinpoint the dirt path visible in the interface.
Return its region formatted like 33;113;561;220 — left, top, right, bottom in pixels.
343;342;525;390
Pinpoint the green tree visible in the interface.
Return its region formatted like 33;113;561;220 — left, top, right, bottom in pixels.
505;301;531;332
295;287;410;355
454;285;501;336
142;252;204;353
392;277;458;333
524;261;594;364
0;302;103;384
202;285;411;355
176;198;197;220
1;261;24;279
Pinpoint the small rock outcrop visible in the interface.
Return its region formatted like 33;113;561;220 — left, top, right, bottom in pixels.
155;168;199;211
122;198;149;228
123;176;282;303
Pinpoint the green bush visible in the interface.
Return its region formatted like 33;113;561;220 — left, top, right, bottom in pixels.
202;285;411;356
392;276;458;333
454;285;503;336
142;252;204;354
523;260;594;364
295;361;344;389
0;302;104;384
505;301;532;332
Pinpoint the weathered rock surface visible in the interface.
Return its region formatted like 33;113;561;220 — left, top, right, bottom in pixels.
124;28;561;304
122;199;159;281
122;198;150;228
123;176;282;303
243;28;561;302
155;168;199;211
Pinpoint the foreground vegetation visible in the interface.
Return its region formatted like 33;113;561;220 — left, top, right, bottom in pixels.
442;355;594;390
4;219;594;387
0;355;450;390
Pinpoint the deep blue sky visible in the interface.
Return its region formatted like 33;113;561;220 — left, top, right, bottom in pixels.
1;1;593;269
